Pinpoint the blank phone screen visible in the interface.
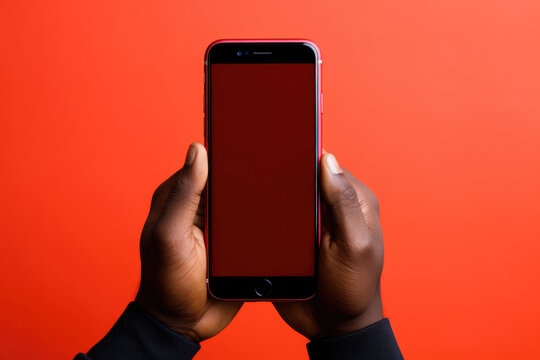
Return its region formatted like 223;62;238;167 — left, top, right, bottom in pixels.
210;63;316;277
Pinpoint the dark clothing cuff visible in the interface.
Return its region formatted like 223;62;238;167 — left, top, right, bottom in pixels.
307;318;403;360
75;302;200;360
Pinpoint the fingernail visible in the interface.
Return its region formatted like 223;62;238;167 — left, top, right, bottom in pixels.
185;144;197;165
326;154;342;174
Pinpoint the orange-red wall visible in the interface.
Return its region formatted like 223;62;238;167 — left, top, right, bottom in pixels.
1;1;539;358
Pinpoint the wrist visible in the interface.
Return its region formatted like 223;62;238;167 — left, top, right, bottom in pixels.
311;295;384;340
134;290;202;344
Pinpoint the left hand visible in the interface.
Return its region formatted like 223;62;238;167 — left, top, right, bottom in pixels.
135;143;243;343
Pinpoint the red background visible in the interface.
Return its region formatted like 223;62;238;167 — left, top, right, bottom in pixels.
211;63;315;277
1;0;539;358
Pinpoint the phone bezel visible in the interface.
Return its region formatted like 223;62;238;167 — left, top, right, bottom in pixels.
204;40;322;301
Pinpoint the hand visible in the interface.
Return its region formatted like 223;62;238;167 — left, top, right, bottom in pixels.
274;152;384;339
135;143;242;343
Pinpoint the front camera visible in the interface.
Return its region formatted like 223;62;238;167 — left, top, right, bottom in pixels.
237;51;242;56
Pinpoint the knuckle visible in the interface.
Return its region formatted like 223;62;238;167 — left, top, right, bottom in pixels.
168;174;201;213
356;237;376;256
333;233;375;264
170;173;191;197
359;196;380;217
168;175;194;199
337;184;361;209
344;236;376;263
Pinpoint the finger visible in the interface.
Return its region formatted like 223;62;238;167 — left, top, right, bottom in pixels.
273;301;315;337
157;143;208;241
149;171;180;216
140;170;181;244
193;192;206;231
341;169;381;232
320;152;367;250
206;299;244;325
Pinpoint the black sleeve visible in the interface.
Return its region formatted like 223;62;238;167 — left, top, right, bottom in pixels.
307;318;403;360
74;302;200;360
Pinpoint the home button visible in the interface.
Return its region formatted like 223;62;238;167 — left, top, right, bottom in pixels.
254;278;272;297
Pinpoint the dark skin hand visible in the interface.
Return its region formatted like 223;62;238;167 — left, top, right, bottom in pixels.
135;143;243;343
273;152;384;340
136;142;384;342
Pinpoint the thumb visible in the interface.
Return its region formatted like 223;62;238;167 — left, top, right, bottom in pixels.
320;153;367;249
157;143;208;241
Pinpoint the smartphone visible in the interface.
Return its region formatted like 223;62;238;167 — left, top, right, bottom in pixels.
204;39;322;300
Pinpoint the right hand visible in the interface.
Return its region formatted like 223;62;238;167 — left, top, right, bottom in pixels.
274;152;385;339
